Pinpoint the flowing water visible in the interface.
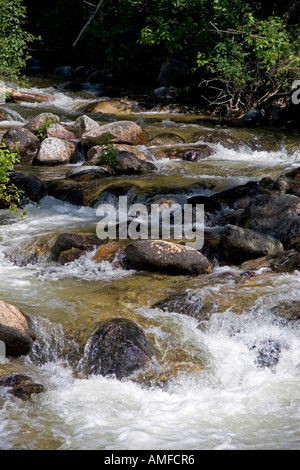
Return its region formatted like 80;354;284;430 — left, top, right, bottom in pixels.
0;78;299;450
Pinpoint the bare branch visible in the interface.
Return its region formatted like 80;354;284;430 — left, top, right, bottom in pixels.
206;22;283;44
73;0;105;48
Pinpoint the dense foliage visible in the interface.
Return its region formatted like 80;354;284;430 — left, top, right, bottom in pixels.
0;143;23;213
23;0;300;88
0;0;36;81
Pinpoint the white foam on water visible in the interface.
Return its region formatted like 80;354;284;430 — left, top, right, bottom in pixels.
209;143;295;169
0;299;299;450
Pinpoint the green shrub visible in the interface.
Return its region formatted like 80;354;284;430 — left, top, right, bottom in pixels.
0;142;24;214
97;134;118;167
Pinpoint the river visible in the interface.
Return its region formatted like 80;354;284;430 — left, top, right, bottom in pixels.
0;78;299;450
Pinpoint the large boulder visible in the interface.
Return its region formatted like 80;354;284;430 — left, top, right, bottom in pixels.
124;240;212;275
239;192;300;247
24;113;60;135
33;137;76;165
82;318;156;379
2;127;40;158
219;224;284;265
0;300;35;357
81;120;149;147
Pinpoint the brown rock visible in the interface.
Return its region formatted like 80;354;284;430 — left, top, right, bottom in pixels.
81;120;149;147
0;300;35;357
47;123;75;140
125;240;212;275
24;113;60;135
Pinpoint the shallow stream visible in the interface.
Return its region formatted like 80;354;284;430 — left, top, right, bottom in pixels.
0;79;299;450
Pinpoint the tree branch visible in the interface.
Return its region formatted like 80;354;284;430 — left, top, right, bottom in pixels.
206;22;283;44
73;0;105;48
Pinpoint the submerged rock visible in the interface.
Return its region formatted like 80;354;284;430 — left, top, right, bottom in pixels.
251;339;282;369
0;109;7;121
150;144;213;161
50;232;104;262
9;383;46;400
270;300;300;321
241;249;300;273
82;318;156;379
152;289;213;320
81;99;146;115
147;132;185;146
0;374;46;401
0;300;35;357
66;166;112;181
125;240;212;275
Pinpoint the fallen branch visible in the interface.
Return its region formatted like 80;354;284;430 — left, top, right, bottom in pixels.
255;87;295;110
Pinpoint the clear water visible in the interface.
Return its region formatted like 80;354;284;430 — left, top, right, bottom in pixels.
0;79;299;450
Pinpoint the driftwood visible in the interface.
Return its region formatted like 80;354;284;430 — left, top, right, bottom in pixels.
11;91;53;103
1;87;52;103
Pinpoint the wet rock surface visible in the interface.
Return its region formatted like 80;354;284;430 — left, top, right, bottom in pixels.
82;318;156;379
125;240;212;275
2;127;40;158
0;300;35;357
152;289;213;320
